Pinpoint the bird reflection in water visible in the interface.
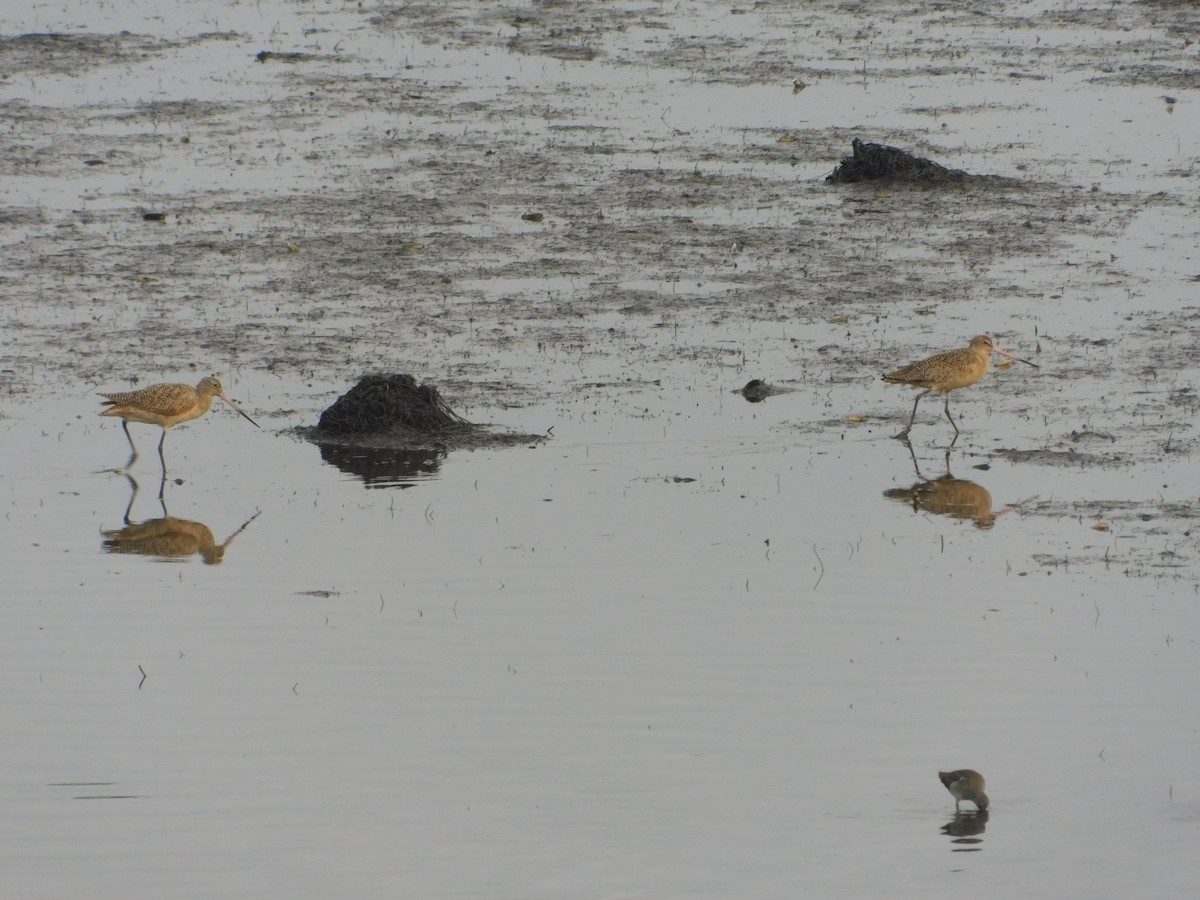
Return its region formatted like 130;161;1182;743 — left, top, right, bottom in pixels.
101;474;260;565
883;447;1009;529
941;809;989;850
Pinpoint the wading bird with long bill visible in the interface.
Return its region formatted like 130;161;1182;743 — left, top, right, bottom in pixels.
98;376;259;470
883;335;1038;440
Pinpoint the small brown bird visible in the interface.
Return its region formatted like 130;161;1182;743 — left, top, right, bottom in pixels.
883;335;1038;440
939;769;989;811
99;376;259;469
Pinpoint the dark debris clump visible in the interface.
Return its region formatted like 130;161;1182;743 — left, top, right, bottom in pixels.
316;374;474;436
827;138;966;184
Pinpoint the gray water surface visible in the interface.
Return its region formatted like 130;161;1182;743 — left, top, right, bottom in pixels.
2;1;1198;897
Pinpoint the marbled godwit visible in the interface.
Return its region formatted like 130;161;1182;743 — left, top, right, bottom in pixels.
98;376;258;469
883;335;1037;440
939;769;989;811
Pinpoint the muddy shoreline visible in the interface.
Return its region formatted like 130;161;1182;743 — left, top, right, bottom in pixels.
2;1;1197;568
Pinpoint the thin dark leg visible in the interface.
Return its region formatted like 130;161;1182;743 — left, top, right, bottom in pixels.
121;420;138;469
157;429;168;475
904;439;924;480
894;388;931;440
121;473;139;524
943;394;960;434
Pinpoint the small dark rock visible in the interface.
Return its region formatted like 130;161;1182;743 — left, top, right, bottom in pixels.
741;379;772;403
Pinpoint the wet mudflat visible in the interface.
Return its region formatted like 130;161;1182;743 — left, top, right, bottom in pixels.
1;1;1198;897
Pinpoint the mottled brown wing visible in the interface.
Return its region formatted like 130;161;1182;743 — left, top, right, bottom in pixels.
883;347;966;385
98;383;196;417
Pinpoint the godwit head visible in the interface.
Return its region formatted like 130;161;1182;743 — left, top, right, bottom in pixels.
194;376;259;428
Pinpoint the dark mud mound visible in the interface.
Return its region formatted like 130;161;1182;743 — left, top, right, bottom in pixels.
317;375;472;437
827;138;966;184
307;374;547;453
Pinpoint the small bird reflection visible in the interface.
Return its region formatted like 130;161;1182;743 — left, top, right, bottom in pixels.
315;441;446;488
941;809;989;849
884;448;1009;529
101;474;259;565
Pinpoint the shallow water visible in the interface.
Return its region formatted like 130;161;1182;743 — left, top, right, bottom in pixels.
2;1;1199;897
